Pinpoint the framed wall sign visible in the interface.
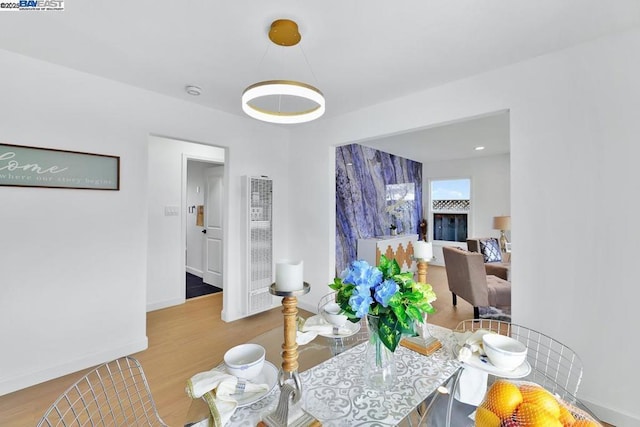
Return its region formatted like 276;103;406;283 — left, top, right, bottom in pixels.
0;143;120;190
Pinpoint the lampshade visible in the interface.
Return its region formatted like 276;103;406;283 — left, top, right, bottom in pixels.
493;216;511;231
242;19;325;124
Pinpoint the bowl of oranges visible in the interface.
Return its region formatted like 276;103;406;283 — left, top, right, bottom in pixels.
475;380;602;427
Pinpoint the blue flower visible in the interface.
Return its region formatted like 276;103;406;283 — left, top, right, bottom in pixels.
349;291;374;318
340;260;382;289
374;279;399;308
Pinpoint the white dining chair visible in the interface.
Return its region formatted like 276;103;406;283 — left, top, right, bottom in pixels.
37;356;168;427
454;318;583;399
412;319;586;426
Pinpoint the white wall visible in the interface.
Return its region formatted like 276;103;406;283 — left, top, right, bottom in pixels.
0;48;289;395
289;28;640;426
424;154;511;265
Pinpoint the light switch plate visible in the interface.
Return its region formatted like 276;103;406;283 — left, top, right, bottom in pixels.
164;206;179;216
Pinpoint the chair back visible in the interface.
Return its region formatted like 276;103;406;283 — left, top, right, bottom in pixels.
442;246;490;307
455;319;584;400
37;356;167;427
466;238;481;253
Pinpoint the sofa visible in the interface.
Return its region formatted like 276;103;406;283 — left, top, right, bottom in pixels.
466;237;510;281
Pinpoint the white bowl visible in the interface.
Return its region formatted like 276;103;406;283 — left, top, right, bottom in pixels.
482;333;527;371
224;343;266;379
321;302;348;327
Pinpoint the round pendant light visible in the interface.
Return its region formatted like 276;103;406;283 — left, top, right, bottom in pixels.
242;80;325;124
242;19;325;124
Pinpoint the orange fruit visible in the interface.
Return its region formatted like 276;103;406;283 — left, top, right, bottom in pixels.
515;402;563;427
519;384;561;419
482;380;523;419
559;405;577;426
474;405;502;427
572;420;601;427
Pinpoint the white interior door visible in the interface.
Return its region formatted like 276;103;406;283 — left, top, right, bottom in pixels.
203;166;224;286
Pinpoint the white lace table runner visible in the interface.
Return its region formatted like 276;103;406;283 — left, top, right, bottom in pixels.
228;325;460;426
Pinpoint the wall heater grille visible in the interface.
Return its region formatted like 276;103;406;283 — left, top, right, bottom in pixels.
245;176;274;314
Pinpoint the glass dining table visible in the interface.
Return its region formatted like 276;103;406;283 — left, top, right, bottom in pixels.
184;321;461;426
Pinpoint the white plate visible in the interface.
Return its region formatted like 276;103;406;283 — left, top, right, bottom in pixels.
223;360;278;407
317;320;361;338
454;345;532;378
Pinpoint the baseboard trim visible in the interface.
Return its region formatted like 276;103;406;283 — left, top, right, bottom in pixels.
580;397;639;426
186;266;203;277
0;338;148;397
298;299;316;314
147;297;184;312
579;397;640;427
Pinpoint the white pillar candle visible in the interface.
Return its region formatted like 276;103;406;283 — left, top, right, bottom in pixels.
275;260;304;292
414;241;433;260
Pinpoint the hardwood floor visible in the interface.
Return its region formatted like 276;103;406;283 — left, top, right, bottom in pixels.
1;266;610;426
418;264;477;330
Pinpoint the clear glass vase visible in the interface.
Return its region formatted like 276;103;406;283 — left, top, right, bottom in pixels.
364;315;397;390
418;313;433;341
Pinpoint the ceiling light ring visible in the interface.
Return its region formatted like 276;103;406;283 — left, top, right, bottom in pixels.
248;104;323;117
242;80;325;124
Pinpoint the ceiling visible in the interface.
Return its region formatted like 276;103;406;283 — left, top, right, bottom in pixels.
361;111;510;163
1;1;638;124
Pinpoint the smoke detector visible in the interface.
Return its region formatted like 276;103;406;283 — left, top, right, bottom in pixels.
185;85;202;96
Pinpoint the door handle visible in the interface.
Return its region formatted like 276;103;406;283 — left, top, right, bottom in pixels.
202;229;207;234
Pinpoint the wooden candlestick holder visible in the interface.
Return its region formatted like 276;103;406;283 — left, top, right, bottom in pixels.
262;283;320;427
417;259;428;285
400;257;442;356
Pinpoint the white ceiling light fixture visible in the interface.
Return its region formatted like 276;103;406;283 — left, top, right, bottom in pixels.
242;19;325;124
474;146;485;151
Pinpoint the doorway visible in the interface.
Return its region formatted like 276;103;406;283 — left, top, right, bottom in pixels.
185;159;224;298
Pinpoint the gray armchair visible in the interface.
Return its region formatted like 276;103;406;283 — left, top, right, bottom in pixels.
466;237;510;280
442;246;511;319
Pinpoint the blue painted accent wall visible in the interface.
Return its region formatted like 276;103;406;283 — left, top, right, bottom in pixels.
336;144;422;274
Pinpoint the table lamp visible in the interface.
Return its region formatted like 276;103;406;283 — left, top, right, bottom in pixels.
493;215;511;252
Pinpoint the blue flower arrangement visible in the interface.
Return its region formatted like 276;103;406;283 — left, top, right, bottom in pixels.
329;255;437;352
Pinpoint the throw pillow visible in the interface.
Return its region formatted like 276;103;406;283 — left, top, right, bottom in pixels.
480;238;502;263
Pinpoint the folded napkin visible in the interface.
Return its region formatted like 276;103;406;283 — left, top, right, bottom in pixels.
452;329;492;406
296;330;318;346
186;367;269;426
454;366;488;406
454;329;493;362
301;314;353;334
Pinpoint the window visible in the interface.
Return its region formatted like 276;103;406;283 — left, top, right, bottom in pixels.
430;179;470;242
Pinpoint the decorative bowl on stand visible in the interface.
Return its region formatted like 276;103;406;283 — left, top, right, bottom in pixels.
482;333;527;371
318;292;348;327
